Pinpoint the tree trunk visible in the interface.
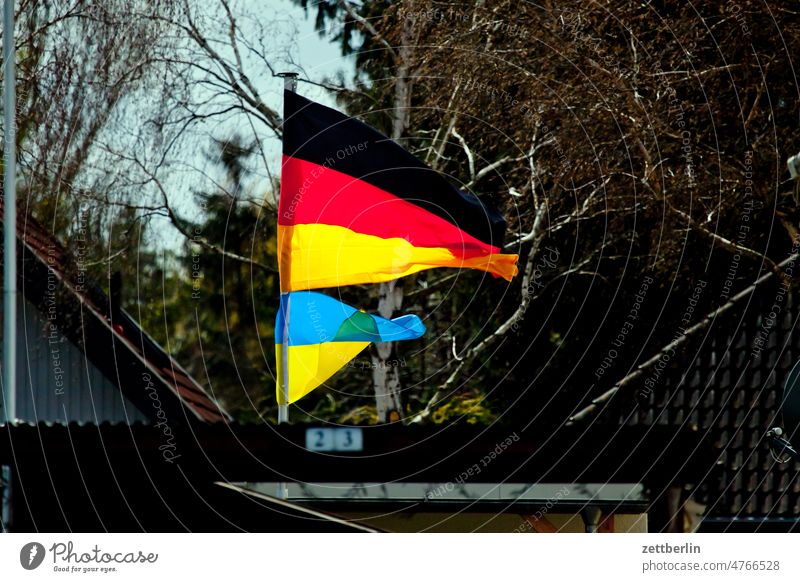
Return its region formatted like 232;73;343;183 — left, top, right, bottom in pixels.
371;14;414;422
373;279;404;421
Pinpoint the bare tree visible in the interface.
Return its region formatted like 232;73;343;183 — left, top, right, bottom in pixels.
7;1;178;237
345;0;800;423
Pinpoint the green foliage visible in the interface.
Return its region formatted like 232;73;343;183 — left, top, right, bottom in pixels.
430;392;497;425
171;138;280;421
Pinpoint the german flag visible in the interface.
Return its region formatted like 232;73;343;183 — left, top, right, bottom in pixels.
278;90;519;292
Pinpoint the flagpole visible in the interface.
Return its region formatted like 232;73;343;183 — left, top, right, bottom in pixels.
276;71;298;500
278;291;290;426
277;71;297;425
2;0;17;425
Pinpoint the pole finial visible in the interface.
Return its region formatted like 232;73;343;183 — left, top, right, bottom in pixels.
278;72;299;93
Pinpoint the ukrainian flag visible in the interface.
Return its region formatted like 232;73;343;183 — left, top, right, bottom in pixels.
275;291;424;404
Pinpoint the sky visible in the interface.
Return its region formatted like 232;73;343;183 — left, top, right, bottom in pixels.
145;0;360;251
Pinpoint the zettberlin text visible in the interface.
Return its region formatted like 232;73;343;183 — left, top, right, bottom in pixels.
642;543;700;554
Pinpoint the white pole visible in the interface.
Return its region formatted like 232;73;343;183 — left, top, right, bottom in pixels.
278;291;290;424
2;0;17;424
276;72;298;499
276;291;290;499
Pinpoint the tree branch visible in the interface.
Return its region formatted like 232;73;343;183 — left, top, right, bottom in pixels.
567;251;799;425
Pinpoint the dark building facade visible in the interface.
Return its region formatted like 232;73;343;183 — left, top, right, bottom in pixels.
612;290;800;531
